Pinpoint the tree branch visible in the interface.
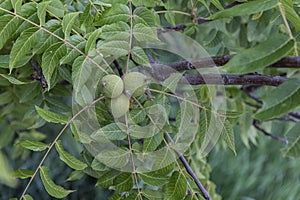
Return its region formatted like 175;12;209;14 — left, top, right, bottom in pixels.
164;132;211;200
181;73;287;86
252;120;288;144
166;56;300;71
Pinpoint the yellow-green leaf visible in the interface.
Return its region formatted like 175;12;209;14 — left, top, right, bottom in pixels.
35;106;68;124
62;12;80;38
40;166;74;198
55;140;87;170
19;140;49;151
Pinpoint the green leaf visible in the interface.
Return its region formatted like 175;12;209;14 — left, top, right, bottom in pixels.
255;78;300;120
131;46;150;66
66;170;85;181
133;7;159;26
133;23;159;42
112;172;133;192
40;166;74;198
62;12;80;38
139;172;168;186
98;40;129;57
12;169;34;179
210;0;224;10
0;91;13;106
96;170;119;188
0;74;26;85
91;158;108;171
143;132;163;152
208;0;278;20
33;20;62;54
91;123;127;141
0;151;17;187
10;0;22;13
19;140;49;151
55;140;87;170
164;171;187;200
281;0;300;31
85;29;102;54
23;194;33;200
96;148;130;168
100;21;130;40
41;42;67;89
47;0;64;18
165;12;176;26
37;1;50;25
96;4;130;26
221;120;236;155
9;27;40;72
163;73;182;93
224;34;294;73
0;15;20;49
283;122;300;158
35;106;68;124
61;35;86;64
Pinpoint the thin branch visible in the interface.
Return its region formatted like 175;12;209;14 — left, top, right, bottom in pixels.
265;115;299;123
242;85;263;104
30;60;47;89
113;60;124;77
252;120;288;144
289;112;300;119
164;132;211;200
20;96;105;199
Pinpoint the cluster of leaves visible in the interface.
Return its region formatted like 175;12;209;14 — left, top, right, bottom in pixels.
0;0;300;199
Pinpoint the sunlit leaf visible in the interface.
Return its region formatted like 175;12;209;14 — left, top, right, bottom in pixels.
47;0;64;18
131;46;150;66
9;27;40;71
0;15;20;49
37;1;50;25
19;140;49;151
85;28;102;54
41;41;67;89
12;169;34;179
11;0;22;14
164;171;187;200
23;194;33;200
208;0;278;20
40;166;74;198
0;74;26;85
62;12;80;38
55;140;87;170
35;106;68;124
96;4;130;26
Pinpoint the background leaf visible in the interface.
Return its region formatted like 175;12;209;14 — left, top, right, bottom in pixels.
224;34;294;73
255;78;300;120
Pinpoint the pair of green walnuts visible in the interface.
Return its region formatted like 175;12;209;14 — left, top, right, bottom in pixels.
101;72;147;118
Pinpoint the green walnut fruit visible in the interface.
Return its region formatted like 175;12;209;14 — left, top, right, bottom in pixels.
107;94;130;118
100;74;124;98
123;72;147;97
